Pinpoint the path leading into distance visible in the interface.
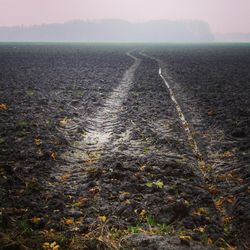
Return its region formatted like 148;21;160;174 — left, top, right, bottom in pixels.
45;50;223;247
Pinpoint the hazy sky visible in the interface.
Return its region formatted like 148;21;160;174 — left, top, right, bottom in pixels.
0;0;250;33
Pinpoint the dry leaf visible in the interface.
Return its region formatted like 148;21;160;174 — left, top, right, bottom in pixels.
50;242;57;248
42;242;59;250
215;198;224;210
51;152;57;160
154;180;164;189
73;197;88;207
99;215;107;222
31;217;41;223
50;242;60;250
222;151;234;158
75;219;82;225
194;227;205;233
124;199;131;205
89;186;101;194
208;185;219;195
120;191;130;196
207;238;213;245
0;103;7;110
179;236;192;241
35;138;42;146
139;209;147;219
42;242;50;250
217;174;231;181
223;216;233;225
59;172;71;182
227;195;236;204
139;165;146;171
192;207;209;216
59;118;69;125
64;219;74;225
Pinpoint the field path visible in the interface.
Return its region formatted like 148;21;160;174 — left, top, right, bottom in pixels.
48;51;142;197
58;51;141;164
139;51;206;177
44;50;222;247
141;49;250;248
139;50;248;248
3;44;248;249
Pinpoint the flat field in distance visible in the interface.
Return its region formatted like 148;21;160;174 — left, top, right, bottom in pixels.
0;43;249;249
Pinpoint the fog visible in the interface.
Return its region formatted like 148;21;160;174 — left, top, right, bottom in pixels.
1;0;250;34
0;19;214;42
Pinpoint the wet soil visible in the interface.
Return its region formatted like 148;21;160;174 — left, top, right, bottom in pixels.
0;43;249;249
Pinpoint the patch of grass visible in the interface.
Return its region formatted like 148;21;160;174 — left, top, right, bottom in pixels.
17;219;33;236
17;120;29;129
128;214;174;236
157;223;172;234
146;215;157;227
128;225;141;234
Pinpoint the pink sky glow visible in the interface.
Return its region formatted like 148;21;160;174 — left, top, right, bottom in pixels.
0;0;250;33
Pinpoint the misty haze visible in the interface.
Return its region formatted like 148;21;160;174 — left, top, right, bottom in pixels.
0;19;215;42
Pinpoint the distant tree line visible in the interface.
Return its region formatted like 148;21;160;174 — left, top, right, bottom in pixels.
0;19;215;42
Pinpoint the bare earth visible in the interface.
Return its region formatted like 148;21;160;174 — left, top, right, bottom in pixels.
0;44;249;249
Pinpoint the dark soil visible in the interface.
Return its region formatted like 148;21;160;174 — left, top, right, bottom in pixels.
0;43;249;249
146;44;250;249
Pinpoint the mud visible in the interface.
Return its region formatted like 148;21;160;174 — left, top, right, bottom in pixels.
0;43;249;249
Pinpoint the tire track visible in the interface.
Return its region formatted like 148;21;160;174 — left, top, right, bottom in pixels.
139;51;206;176
139;51;227;243
62;51;140;162
48;51;141;194
77;51;222;244
41;50;224;246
